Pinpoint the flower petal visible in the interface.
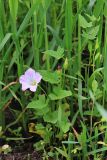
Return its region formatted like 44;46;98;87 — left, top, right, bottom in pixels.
19;68;42;92
25;68;36;79
22;83;30;91
19;75;26;84
30;85;37;92
34;72;42;83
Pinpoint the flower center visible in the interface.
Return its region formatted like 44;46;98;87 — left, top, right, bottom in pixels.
31;80;36;86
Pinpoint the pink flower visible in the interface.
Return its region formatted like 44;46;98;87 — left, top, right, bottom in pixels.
19;68;42;92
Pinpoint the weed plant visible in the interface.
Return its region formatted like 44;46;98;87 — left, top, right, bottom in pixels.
0;0;107;159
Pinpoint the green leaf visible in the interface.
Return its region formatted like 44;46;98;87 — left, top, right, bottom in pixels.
65;0;73;50
59;121;71;133
17;0;40;36
0;33;12;52
0;81;5;86
84;110;100;117
41;0;52;11
39;70;60;84
49;87;72;100
96;102;107;120
82;25;99;40
93;0;104;18
36;107;49;116
58;105;70;133
87;147;107;155
92;79;98;92
55;147;68;158
9;0;18;21
104;2;107;17
27;95;48;109
45;46;64;60
43;111;58;124
62;141;79;144
79;14;92;28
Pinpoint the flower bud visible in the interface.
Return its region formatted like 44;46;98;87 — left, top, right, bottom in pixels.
63;58;68;70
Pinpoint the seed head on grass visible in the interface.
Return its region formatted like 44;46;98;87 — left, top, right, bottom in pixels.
19;68;42;92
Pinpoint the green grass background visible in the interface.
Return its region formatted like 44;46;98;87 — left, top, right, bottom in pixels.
0;0;107;159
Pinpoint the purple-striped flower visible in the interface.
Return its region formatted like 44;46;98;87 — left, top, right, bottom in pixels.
19;68;42;92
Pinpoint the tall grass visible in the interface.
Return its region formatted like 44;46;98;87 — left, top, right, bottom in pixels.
0;0;107;159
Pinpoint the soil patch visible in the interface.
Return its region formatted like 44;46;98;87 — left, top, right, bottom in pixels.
0;151;42;160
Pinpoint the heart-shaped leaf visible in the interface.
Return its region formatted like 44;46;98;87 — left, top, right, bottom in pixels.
39;70;60;84
27;95;48;109
49;87;72;100
43;111;58;124
44;46;64;60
